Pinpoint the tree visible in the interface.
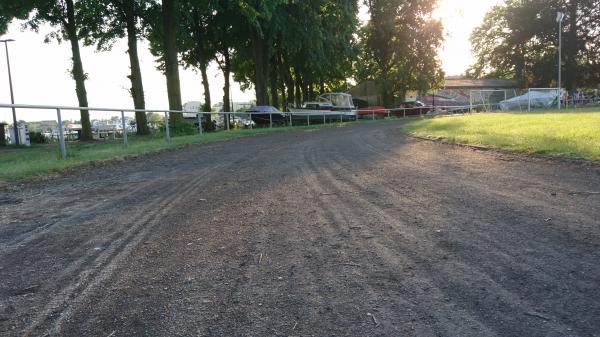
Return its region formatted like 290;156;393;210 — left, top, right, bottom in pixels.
356;0;444;107
162;0;183;121
0;2;36;34
79;0;152;135
469;0;600;91
179;0;216;112
235;0;285;105
26;0;94;140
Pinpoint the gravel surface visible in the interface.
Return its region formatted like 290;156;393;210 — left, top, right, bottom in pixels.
1;120;599;336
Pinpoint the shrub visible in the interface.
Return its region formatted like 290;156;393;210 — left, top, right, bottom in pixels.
29;131;48;144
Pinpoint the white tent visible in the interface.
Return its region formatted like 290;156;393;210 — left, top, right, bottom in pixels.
499;91;558;111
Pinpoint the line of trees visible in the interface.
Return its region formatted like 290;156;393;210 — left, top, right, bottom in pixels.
1;1;446;139
354;0;444;107
468;0;600;91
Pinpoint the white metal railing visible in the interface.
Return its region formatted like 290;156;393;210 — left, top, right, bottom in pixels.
3;100;596;159
0;103;371;159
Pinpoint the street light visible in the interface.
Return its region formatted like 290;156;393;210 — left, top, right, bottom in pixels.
0;38;18;145
556;12;565;110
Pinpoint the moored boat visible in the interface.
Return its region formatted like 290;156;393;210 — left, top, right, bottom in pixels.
288;93;357;117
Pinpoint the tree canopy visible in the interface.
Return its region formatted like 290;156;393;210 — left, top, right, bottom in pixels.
1;0;452;123
469;0;600;90
355;0;444;107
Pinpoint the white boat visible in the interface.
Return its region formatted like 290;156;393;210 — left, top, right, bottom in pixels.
288;93;357;117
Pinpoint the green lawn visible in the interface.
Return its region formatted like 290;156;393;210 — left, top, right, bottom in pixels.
0;124;339;182
403;108;600;160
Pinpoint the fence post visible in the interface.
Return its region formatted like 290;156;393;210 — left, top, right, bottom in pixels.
199;113;203;134
249;113;253;129
56;108;67;159
403;109;406;118
164;111;170;140
339;113;343;124
121;110;128;146
269;113;273;128
323;112;326;124
372;110;375;120
528;89;531;112
290;113;293;127
307;114;310;126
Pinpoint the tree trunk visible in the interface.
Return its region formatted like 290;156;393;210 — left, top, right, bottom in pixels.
199;61;211;112
270;59;279;109
278;54;290;111
564;3;578;91
124;0;149;135
191;8;211;112
222;49;232;113
65;0;92;141
294;73;302;107
319;80;325;94
162;0;183;122
283;64;294;109
251;31;269;105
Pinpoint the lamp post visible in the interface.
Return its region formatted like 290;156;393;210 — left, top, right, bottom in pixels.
556;12;564;110
0;38;18;145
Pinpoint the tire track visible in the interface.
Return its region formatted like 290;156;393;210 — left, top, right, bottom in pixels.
19;160;234;336
302;139;578;336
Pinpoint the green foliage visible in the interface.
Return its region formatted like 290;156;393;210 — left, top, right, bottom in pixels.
168;119;197;136
356;0;444;107
404;108;600;159
28;131;48;144
468;0;600;90
0;1;36;34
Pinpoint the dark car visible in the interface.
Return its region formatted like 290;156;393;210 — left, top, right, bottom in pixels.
352;98;369;109
246;106;286;126
418;96;467;112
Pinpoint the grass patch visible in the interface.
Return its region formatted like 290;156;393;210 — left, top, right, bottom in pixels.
0;124;339;182
403;107;600;160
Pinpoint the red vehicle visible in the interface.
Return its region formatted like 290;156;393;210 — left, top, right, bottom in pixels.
357;106;388;117
391;101;430;116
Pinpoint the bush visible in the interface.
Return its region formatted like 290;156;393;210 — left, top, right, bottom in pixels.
169;119;198;136
29;131;48;144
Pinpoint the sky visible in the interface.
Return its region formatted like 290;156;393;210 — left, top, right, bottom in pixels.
0;0;501;123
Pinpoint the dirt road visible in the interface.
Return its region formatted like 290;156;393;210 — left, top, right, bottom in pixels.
1;120;599;336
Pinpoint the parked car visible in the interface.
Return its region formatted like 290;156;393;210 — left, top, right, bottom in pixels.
246;106;286;126
419;95;466;112
357;106;388;117
392;101;430;116
352;98;369;109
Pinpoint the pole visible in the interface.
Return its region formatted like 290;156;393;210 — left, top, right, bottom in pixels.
558;17;562;110
269;113;273;128
121;110;128;146
56;108;66;159
164;111;170;140
3;41;19;145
